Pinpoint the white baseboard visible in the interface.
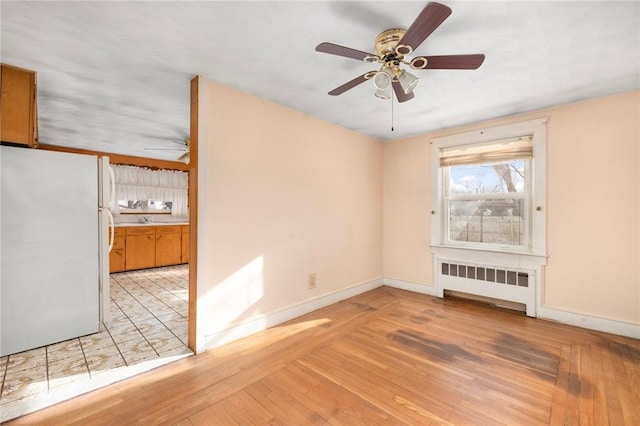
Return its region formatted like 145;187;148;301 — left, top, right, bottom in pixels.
198;275;638;353
539;306;640;339
200;276;384;351
383;277;437;296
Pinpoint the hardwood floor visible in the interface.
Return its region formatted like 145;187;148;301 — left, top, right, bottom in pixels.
7;287;639;425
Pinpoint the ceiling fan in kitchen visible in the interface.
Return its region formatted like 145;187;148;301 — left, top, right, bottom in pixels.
315;1;485;102
144;138;190;164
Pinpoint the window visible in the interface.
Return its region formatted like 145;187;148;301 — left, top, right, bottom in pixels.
443;136;531;250
431;118;547;255
117;199;173;214
111;165;188;217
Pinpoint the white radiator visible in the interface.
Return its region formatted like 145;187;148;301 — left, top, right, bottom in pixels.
435;259;537;317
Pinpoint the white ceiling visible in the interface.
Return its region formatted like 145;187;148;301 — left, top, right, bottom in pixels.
1;1;639;161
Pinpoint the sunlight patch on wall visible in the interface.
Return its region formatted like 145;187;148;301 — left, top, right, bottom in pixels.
200;255;265;334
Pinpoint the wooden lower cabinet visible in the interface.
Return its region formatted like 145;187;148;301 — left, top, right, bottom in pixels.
155;226;182;267
109;228;126;273
109;224;189;272
124;227;156;270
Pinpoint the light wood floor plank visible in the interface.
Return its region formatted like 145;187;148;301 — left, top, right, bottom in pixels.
5;287;639;425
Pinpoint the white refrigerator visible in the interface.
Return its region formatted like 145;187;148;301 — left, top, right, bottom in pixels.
0;145;114;357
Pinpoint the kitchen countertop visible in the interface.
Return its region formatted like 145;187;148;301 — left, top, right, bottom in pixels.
115;222;189;227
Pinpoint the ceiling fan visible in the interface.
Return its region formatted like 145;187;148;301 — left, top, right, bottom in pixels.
315;2;485;102
144;138;190;164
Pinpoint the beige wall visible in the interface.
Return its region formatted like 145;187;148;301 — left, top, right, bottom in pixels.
197;80;382;349
383;91;640;324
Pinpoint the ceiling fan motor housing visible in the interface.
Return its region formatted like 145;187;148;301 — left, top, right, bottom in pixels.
374;28;416;63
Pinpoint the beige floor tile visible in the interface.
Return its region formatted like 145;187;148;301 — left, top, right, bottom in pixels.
116;338;154;355
145;329;176;345
1;367;48;403
48;371;91;390
110;328;144;345
6;347;46;374
157;311;183;323
85;353;126;374
123;350;157;366
107;314;135;329
134;318;165;335
150;337;186;354
47;344;84;364
164;318;188;332
82;339;120;357
48;354;88;376
47;338;82;354
79;331;113;350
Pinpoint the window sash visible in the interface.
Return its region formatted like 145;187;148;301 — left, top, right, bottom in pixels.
446;192;528;201
445;196;531;249
443;158;532;249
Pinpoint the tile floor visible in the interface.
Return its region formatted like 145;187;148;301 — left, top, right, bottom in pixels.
0;264;192;423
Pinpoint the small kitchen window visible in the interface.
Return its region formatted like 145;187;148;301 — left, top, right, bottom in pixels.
111;165;188;217
118;199;173;214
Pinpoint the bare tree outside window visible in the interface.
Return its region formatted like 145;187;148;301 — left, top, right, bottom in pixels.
447;159;527;246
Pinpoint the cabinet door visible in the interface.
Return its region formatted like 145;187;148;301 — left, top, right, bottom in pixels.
125;231;156;270
109;230;126;273
109;248;125;273
1;64;36;146
181;225;189;264
156;227;182;267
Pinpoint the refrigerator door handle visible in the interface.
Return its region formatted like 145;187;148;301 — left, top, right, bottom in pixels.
108;163;116;208
105;208;115;252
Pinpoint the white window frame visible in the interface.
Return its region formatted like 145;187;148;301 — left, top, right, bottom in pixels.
431;118;547;257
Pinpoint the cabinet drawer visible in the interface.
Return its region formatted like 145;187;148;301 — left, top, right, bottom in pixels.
125;227;155;236
155;225;181;234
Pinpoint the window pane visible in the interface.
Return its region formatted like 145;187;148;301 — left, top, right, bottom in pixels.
118;199;173;213
448;199;524;245
449;159;526;194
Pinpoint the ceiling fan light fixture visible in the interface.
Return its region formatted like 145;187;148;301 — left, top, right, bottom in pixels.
397;70;420;94
374;84;392;99
373;70;392;90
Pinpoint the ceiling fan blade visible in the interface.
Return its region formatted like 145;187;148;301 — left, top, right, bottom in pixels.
144;147;188;151
397;2;452;52
392;81;415;103
414;54;485;70
316;42;376;61
328;73;371;96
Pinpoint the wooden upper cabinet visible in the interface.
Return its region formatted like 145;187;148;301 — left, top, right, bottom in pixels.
0;64;37;147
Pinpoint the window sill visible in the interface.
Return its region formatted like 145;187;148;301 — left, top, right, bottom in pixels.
430;244;547;269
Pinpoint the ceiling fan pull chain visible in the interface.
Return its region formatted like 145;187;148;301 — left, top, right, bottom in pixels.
391;93;394;132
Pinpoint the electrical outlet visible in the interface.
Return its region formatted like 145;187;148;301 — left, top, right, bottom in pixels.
308;272;317;289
